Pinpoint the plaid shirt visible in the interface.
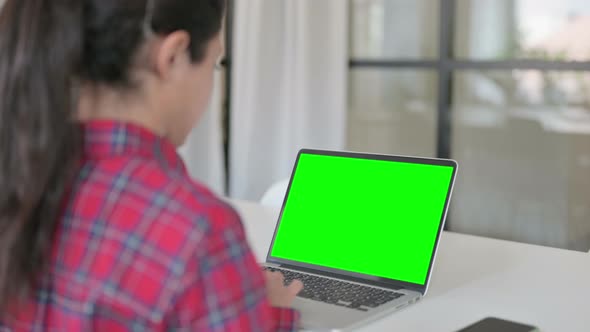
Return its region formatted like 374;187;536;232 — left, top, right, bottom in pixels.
1;121;299;331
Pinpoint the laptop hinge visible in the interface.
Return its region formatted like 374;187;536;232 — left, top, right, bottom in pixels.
266;262;416;292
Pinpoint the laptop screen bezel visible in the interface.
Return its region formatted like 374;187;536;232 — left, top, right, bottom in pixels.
265;149;458;294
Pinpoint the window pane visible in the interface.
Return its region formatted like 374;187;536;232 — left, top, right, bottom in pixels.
350;0;439;59
451;70;590;251
455;0;590;61
348;69;438;157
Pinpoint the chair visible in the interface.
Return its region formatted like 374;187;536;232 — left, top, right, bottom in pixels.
260;178;290;208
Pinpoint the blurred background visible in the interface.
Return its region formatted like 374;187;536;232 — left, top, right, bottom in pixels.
204;0;589;252
346;0;590;252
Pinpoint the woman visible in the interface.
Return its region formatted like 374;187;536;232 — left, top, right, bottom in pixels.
0;0;302;330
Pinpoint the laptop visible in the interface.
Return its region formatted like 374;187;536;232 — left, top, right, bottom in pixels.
263;149;458;331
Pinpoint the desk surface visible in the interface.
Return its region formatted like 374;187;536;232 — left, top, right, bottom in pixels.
228;199;590;332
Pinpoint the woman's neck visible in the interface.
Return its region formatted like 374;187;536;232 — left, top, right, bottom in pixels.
77;83;165;137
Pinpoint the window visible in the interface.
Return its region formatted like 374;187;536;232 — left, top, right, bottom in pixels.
349;0;590;251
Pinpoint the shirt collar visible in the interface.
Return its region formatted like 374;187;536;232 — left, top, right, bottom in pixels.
82;120;186;173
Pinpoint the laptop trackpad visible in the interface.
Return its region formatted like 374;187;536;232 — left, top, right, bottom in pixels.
293;297;370;331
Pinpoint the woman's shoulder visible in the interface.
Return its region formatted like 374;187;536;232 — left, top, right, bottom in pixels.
75;157;243;242
136;158;241;234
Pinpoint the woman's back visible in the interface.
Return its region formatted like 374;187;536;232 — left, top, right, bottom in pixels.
3;121;283;330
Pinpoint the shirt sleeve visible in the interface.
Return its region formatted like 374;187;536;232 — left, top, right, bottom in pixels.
164;203;300;331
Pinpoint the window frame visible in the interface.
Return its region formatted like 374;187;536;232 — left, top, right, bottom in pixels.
349;0;590;230
349;0;590;160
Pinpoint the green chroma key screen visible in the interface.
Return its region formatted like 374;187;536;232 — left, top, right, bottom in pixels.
270;152;455;285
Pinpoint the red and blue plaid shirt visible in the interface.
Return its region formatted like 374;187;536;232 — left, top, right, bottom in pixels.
1;120;299;331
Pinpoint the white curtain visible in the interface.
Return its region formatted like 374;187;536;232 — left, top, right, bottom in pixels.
179;71;226;195
230;0;349;200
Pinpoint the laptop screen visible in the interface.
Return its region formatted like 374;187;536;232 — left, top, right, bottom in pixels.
269;151;456;286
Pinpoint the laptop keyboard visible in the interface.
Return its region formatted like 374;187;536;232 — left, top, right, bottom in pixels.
265;267;404;312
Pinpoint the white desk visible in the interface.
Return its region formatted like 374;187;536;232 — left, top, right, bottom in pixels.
228;199;590;332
